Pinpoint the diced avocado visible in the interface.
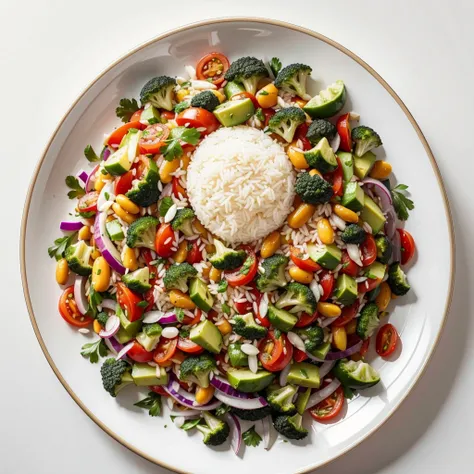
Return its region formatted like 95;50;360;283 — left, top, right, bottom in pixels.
333;359;380;389
308;243;342;270
132;364;168;386
304;137;338;173
341;182;365;212
311;342;330;360
334;274;358;306
295;387;311;415
127;129;142;163
227;369;275;393
338;151;353;183
267;304;298;332
116;306;142;343
190;320;223;354
104;146;131;176
365;261;387;281
228;343;249;368
121;267;151;294
140;105;161;125
353;151;377;179
223;81;245;100
360;194;386;234
287;362;320;388
189;278;214;312
106;219;125;241
303;80;346;119
213;98;255;127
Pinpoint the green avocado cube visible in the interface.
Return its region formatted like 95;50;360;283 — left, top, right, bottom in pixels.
334;274;358;306
342;181;365;212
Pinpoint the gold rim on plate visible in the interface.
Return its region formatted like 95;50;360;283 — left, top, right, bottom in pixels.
20;17;455;474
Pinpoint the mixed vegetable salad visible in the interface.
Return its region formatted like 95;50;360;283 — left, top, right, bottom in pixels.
49;52;416;451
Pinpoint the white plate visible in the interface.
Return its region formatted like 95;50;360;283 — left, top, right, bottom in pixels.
21;18;454;474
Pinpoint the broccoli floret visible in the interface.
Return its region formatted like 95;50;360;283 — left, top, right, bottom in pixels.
171;208;195;237
65;240;93;276
351;126;383;157
196;412;230;446
209;239;246;270
295;172;334;205
140;76;176;111
136;323;162;352
121;267;151;293
126;157;160;207
267;107;306;143
174;101;189;114
230;405;272;421
295;325;324;356
375;234;393;264
255;254;289;292
232;312;267;339
96;312;109;326
266;384;298;414
274;63;312;99
276;282;317;315
163;263;198;292
224;56;269;95
387;262;411;296
273;413;308;440
340;224;366;244
190;90;220;112
306;119;337;145
356;303;380;340
100;358;133;397
125;216;158;249
179;353;216;388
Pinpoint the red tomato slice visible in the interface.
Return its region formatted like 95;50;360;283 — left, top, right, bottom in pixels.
376;324;399;357
183;309;202;326
114;170;134;195
310;385;344;421
295;310;319;328
176;107;220;135
149;385;168;396
293;348;308;363
141;249;155;265
155;223;176;258
336;113;352;152
128;340;154;362
116;282;143;322
397;229;416;265
361;234;377;267
138;123;170;154
143;288;155;312
340;250;361;277
258;331;293;372
178;338;204;354
359;337;370;356
186;241;203;265
196;52;230;86
294;123;312;151
107;121;143;146
332;301;360;328
358;277;381;294
225;247;258;287
161;110;175;121
77;191;99;214
172;176;187;199
290;246;321;272
58;286;93;328
130;109;143;122
153;338;178;365
323;157;344;196
319;271;335;301
231;91;259;109
262;108;275;127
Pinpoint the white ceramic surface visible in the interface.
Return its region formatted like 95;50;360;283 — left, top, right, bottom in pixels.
21;19;453;474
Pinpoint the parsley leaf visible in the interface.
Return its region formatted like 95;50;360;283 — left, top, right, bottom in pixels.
159;197;174;217
217;280;228;293
269;57;282;77
255;108;265;122
80;339;108;364
137;300;149;308
214;404;230;416
134;392;162;417
175;308;185;323
84;145;100;162
160;127;201;161
391;184;414;221
259;90;269;96
48;233;77;261
239;256;255;276
221;303;231;315
180;418;202;431
65;176;86;199
180;327;190;339
116;98;140;123
242;425;262;447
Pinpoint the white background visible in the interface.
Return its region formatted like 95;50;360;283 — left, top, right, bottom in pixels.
1;0;473;473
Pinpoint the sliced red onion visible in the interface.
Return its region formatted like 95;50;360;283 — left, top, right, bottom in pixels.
225;413;242;455
85;164;99;192
104;336;123;355
116;341;134;360
60;221;83;232
325;340;363;360
77;170;88;184
143;311;165;324
99;315;120;339
392;229;401;262
306;379;341;409
385;207;397;239
210;376;261;400
319;361;336;378
361;178;392;206
102;147;111;161
165;377;221;411
330;133;341;153
74;276;88;315
101;299;117;311
279;364;291;386
94;212;126;274
214;391;267;410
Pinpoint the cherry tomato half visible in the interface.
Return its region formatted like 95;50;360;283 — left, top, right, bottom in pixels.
336;113;352;152
196;52;230;86
295;310;319;328
58;286;93;327
397;229;416;265
258;331;293;372
310;385;345;422
143;288;155;312
116;282;143;322
183;309;202;326
225;247;258;287
359;337;371;357
155;223;176;258
376;324;399;357
172;176;187;200
293;348;309;363
128;340;154;362
178;337;204;354
130;109;143;122
114;170;134;195
186;241;203;265
319;271;335;301
176;107;220;135
290;246;321;272
361;234;377;267
294;123;312;151
138;123;170;154
340;250;361;277
231;91;260;109
331;301;359;328
149;385;168;396
358;277;381;294
323;157;344;196
107;121;143;146
153;337;178;365
77;191;99;214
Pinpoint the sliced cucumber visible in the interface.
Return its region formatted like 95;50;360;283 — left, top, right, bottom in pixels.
333;359;380;389
104;146;131;176
303;80;346;118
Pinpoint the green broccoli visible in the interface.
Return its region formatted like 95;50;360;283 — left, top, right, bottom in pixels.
266;384;298;414
96;311;109;326
65;240;93;276
126;157;160;207
229;405;272;421
275;282;317;315
351;126;383;157
121;267;151;293
255;254;289;292
388;262;411;296
190;90;220;112
340;224;366;244
100;358;133;397
174;101;190;114
179;353;216;388
171;208;195;236
224;56;269;95
267;107;306;143
356;303;380;340
125;216;159;249
274;63;312;99
163;263;198;292
273;413;308;440
306;119;337;145
232;312;267;339
295;325;324;356
136;323;162;352
295;172;334;205
140;76;176;111
196;411;230;446
375;234;393;264
209;239;246;270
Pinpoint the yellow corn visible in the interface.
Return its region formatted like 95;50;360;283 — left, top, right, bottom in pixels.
289;266;313;284
112;203;136;224
91;248;101;260
92;256;111;292
209;267;222;282
287;143;309;169
169;290;196;310
195;386;215;405
159;159;180;184
176;88;189;102
376;282;392;311
180;154;191;170
346;319;357;335
333;204;359;223
309;169;322;177
122;246;138;271
295;98;308;108
94;172;111;192
55;258;69;285
256;83;278;108
332;326;347;351
287;203;316;229
173;241;188;263
317;218;335;244
93;320;102;334
215;318;232;336
78;225;92;241
317;302;341;318
260;231;281;258
212;90;226;103
370;161;392;180
116;194;140;214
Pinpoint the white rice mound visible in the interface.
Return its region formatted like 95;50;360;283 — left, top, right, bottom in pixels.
187;126;295;244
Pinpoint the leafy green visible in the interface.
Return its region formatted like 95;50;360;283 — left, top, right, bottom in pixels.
239;256;255;276
174;101;190;114
84;145;100;162
175;307;185;323
48;233;77;261
217;280;228;293
160;127;201;161
180;418;202;431
242;425;262;447
80;339;108;363
391;184;414;221
269;57;282;77
137;300;149;308
87;284;103;318
214;404;230;416
255;108;265;122
222;303;231;315
65;176;85;199
134;391;162;416
159;197;174;217
116;98;140;123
